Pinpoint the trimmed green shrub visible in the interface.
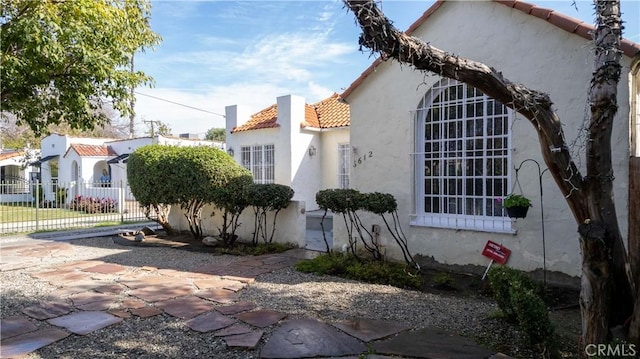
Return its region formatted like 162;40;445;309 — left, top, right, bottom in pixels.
316;189;382;260
248;183;294;245
128;145;250;238
211;174;254;246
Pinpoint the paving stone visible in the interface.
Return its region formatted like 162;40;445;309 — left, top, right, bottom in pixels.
0;328;70;358
195;288;238;304
130;307;163;318
261;255;289;265
222;275;255;284
54;272;94;283
235;309;286;328
129;284;195;302
70;292;117;306
155;296;214;319
372;327;494;359
63;279;112;293
1;316;37;339
55;260;105;270
235;258;264;267
185;312;236;332
332;318;410;342
48;311;123;335
260;318;366;358
193;263;231;276
76;299;116;311
22;301;72;320
31;268;76;279
94;284;126;295
120;298;146;309
216;301;256;315
193;278;243;291
214;323;253;337
119;275;185;289
223;281;247;292
108;309;132;319
82;263;126;274
224;330;263;348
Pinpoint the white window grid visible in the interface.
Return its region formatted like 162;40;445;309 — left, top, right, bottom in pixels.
411;78;513;233
338;143;351;189
240;144;274;184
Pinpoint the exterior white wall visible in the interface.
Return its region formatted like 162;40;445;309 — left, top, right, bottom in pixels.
320;128;350;190
343;1;633;279
168;200;306;248
225;95;323;210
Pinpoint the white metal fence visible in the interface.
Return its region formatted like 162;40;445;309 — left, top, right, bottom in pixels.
0;180;154;234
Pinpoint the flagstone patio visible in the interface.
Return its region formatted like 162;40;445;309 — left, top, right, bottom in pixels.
0;236;504;358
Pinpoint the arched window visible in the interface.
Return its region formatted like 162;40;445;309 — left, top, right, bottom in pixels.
412;78;512;232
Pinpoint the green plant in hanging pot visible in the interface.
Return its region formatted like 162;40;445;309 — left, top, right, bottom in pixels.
500;194;532;219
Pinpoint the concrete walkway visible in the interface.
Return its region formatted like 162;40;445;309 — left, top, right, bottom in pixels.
1;230;508;358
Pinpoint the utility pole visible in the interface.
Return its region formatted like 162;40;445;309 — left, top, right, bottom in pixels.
129;54;136;138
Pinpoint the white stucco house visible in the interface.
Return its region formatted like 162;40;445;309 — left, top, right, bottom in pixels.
225;93;350;210
37;133;224;203
338;0;640;281
0;148;39;203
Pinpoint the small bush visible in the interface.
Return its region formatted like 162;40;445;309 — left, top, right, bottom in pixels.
487;266;538;320
296;253;354;276
487;266;556;356
433;272;455;290
296;253;423;290
510;283;555;347
212;241;296;256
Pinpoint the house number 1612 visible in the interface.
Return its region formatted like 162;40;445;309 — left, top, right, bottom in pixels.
353;151;373;167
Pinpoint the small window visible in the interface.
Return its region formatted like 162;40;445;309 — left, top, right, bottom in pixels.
240;144;275;184
338;143;350;189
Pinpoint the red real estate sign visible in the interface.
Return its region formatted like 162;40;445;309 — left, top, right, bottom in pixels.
481;240;511;265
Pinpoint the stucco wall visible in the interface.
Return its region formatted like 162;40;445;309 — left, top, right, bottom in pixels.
168;200;306;248
342;1;632;278
320;128;350;191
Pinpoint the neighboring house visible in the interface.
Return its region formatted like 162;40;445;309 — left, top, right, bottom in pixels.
0;148;39;203
339;0;640;280
38;133;224;202
225;93;350;210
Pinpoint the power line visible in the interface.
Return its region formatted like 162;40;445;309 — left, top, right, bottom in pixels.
135;91;226;118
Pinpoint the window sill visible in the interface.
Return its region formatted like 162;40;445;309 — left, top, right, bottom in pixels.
410;215;516;234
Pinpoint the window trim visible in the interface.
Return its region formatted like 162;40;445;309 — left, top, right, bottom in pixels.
411;79;514;233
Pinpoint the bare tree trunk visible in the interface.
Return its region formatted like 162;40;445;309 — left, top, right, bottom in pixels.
343;0;634;346
585;0;634;335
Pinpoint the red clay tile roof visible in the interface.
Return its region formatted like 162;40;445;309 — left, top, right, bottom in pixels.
0;151;23;161
306;93;350;129
232;104;280;132
232;93;350;133
66;144;117;158
341;0;640;99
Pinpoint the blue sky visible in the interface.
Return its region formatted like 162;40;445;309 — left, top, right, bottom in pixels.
133;0;640;137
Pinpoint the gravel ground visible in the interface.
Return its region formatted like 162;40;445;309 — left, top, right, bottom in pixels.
1;236;499;358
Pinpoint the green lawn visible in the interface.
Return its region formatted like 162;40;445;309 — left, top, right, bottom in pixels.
0;203;114;223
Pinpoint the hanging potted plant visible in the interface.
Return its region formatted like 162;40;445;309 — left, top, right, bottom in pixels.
500;194;532;219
